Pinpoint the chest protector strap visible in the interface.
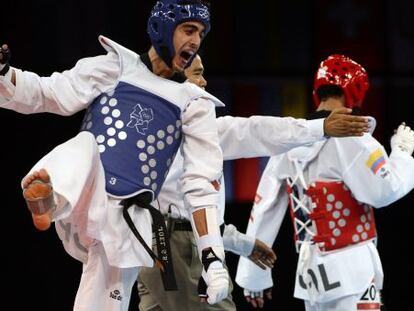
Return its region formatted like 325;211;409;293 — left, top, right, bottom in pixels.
306;181;377;251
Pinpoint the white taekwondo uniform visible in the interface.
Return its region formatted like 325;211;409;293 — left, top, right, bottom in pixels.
236;123;414;310
0;36;224;311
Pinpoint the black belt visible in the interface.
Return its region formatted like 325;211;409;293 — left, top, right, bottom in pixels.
168;217;225;235
121;192;177;291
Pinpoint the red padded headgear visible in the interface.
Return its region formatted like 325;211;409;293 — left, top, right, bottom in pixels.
313;55;369;109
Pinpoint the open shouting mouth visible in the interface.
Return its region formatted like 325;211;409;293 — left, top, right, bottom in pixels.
175;49;195;70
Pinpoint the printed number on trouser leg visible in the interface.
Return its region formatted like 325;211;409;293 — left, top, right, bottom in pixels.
357;280;381;311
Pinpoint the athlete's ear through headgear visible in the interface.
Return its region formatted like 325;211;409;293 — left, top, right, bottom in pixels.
147;0;211;68
313;54;369;109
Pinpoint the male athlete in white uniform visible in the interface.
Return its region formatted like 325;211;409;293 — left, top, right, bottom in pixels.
0;1;233;310
236;55;414;311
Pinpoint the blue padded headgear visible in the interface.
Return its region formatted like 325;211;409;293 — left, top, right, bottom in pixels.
147;0;211;68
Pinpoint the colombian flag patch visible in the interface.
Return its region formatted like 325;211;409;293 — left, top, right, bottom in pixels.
366;148;385;174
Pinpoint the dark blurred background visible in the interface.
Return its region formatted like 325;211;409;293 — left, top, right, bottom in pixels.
1;0;413;310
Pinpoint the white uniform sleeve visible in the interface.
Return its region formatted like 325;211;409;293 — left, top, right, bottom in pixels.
0;52;119;115
180;97;223;209
336;134;414;207
180;97;224;256
235;156;289;291
216;115;325;160
222;223;255;257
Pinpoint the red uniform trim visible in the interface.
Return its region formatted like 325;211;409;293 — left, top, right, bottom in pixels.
357;302;381;310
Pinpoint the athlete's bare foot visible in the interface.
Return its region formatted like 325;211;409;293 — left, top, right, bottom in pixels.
23;169;51;198
22;169;54;231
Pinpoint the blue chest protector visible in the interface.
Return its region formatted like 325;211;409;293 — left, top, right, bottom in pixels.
80;81;182;199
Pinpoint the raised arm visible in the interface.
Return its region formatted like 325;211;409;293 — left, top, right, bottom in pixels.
217;108;369;160
0;43;119;115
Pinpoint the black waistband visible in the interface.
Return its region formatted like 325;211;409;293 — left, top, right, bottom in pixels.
168;218;225;235
170;219;193;231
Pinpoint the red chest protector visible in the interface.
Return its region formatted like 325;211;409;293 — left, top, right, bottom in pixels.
287;181;377;252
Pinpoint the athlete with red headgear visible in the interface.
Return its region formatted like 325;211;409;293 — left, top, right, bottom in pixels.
236;54;414;310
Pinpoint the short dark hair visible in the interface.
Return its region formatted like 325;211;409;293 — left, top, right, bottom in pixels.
316;85;344;102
